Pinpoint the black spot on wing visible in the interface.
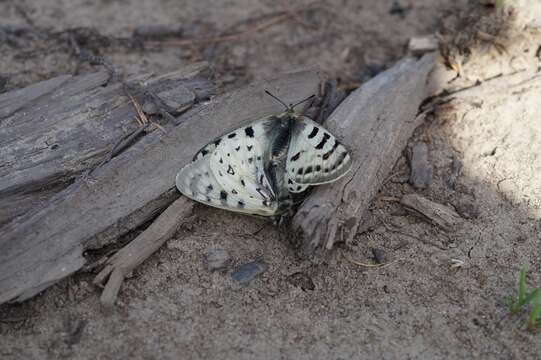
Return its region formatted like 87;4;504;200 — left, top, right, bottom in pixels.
323;140;340;160
304;166;313;175
231;189;238;194
228;133;236;139
316;165;321;171
315;133;331;150
206;184;213;193
247;145;253;151
235;146;241;151
219;158;223;164
297;168;303;175
245;127;254;137
227;165;235;175
214;138;222;146
308;126;319;139
288;179;293;184
290;152;301;161
248;157;253;164
337;152;349;165
241;179;246;187
238;201;245;208
220;191;228;200
257;156;261;161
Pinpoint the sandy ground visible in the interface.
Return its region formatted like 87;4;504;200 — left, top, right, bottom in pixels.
1;0;540;359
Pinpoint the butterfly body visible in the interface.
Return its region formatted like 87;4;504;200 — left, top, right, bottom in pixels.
176;98;351;217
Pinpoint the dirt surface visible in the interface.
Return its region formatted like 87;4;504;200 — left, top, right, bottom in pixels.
1;0;540;359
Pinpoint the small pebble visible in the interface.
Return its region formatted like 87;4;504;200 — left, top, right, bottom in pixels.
455;200;480;219
205;247;231;271
371;248;387;264
287;272;315;291
231;260;267;285
409;142;433;189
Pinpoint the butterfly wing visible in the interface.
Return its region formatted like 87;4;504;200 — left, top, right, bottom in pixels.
286;116;351;185
176;117;280;216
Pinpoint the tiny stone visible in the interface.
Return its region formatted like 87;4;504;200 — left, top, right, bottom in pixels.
371;248;387;264
231;260;267;285
455;200;480;219
409;142;433;189
287;272;315;291
205;247;231;271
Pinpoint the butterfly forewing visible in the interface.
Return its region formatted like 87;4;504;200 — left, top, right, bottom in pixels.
286;116;351;185
176;116;280;216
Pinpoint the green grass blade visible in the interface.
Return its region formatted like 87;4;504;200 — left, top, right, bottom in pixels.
524;289;540;306
518;268;527;304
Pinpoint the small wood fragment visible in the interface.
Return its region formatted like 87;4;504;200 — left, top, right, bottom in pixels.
408;35;439;55
400;193;462;231
408;142;432;189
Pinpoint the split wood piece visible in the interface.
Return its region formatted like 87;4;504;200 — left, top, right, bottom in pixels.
94;196;193;308
292;54;438;253
0;66;321;305
0;62;212;226
408;142;432;189
408;35;439;55
400;194;462;231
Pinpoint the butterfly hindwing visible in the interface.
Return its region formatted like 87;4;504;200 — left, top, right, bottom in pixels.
286;116;351;185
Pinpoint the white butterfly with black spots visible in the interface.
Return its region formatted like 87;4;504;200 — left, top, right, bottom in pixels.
175;93;351;216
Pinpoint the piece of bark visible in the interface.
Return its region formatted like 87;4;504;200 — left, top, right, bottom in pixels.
408;142;432;189
408;35;439;55
292;54;438;253
95;197;193;308
400;194;462;231
0;66;321;304
0;63;212;226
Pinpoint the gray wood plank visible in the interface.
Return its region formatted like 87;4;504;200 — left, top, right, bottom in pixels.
0;66;321;304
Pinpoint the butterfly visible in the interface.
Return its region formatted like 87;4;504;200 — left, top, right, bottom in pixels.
175;91;351;216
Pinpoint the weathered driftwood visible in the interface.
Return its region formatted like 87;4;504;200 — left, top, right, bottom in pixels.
0;66;321;304
292;54;438;252
400;194;462;231
94;197;194;308
0;62;213;226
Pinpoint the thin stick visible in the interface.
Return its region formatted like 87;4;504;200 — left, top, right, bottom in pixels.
94;197;193;308
146;13;294;48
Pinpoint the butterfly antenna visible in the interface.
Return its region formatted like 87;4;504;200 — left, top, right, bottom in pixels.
264;90;289;110
291;94;316;110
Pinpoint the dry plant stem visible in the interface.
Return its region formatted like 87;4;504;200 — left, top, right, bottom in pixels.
145;2;319;48
95;197;193;308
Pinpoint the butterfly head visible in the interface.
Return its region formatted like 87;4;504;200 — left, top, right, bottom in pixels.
265;90;315;119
